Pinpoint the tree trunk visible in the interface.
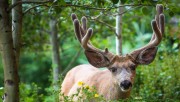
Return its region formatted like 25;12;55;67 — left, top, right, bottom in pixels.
12;0;22;68
0;0;19;102
115;1;123;55
49;19;61;91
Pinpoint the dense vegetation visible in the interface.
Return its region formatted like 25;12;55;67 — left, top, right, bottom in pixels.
0;0;179;101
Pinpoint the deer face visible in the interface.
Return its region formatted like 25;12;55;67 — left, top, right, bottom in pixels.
107;56;137;92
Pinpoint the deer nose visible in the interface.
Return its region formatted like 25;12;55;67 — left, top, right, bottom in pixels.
120;80;132;90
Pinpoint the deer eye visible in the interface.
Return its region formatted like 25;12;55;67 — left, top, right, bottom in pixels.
129;65;136;71
109;67;117;73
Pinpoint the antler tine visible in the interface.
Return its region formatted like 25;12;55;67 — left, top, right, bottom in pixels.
156;4;164;27
72;14;92;50
71;13;116;68
151;4;164;41
144;4;164;46
132;20;162;53
72;14;98;50
71;13;89;43
71;13;82;43
71;13;78;21
81;16;99;50
73;19;82;43
159;14;165;35
151;20;162;46
130;5;164;59
81;16;87;37
82;28;93;49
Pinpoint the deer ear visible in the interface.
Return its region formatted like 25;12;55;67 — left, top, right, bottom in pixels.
84;50;110;68
137;47;158;65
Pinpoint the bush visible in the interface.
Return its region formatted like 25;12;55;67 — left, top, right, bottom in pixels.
59;81;106;102
20;83;44;102
132;52;180;101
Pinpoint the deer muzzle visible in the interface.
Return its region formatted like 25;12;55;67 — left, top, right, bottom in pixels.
120;80;132;91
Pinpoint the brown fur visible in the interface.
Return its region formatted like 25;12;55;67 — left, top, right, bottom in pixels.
61;56;136;101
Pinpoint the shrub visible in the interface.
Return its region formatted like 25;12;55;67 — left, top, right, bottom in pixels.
132;52;180;101
20;83;44;102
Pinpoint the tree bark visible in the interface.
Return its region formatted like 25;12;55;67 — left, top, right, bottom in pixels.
0;0;19;102
12;0;22;68
49;19;61;91
115;1;123;55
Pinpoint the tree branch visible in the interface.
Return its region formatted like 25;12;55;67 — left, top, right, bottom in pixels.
58;3;153;11
38;28;51;34
113;5;142;16
23;4;49;15
96;19;117;36
9;1;153;15
8;0;53;12
87;16;117;37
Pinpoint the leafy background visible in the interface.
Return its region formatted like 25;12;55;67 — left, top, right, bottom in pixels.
0;0;180;101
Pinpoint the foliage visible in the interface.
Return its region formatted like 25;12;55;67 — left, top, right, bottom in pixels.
43;74;64;102
44;85;59;102
19;52;52;89
0;0;180;101
0;87;4;99
20;83;44;102
17;52;180;102
0;57;3;86
59;81;106;102
132;52;180;101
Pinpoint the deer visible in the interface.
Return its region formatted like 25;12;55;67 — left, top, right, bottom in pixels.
60;4;165;101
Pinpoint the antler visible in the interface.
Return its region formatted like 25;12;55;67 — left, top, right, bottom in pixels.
71;4;165;66
71;13;115;68
130;4;165;64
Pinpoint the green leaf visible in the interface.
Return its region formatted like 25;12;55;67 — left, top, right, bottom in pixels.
169;11;174;17
121;0;126;4
58;0;66;5
141;0;145;3
65;0;71;4
141;7;149;15
97;0;105;7
111;0;119;4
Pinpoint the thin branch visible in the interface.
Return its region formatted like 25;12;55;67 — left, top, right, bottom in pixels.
73;5;145;38
85;15;117;37
8;0;53;12
58;3;153;11
9;1;154;15
21;3;153;13
23;4;49;15
112;5;142;16
92;18;115;30
62;49;82;75
38;28;51;34
94;18;117;37
74;9;117;37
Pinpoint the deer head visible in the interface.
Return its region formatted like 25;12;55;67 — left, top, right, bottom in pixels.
71;4;164;92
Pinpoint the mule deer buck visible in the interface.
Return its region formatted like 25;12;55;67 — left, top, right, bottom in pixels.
61;4;165;100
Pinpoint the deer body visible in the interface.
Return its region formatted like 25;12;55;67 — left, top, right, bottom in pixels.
60;4;165;101
61;63;133;100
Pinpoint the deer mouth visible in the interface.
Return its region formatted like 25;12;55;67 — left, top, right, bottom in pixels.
120;86;132;92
